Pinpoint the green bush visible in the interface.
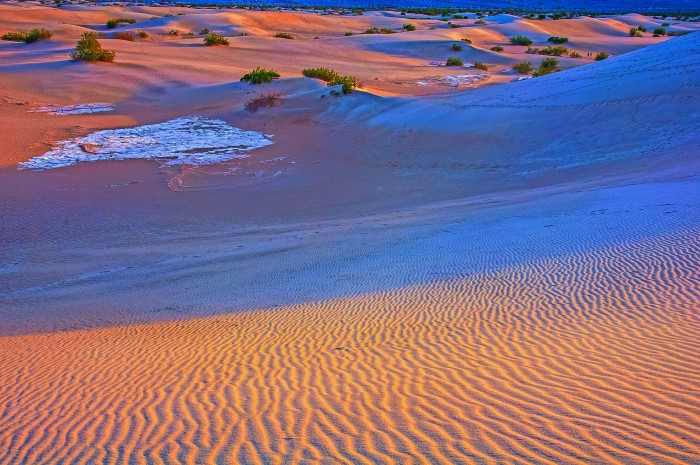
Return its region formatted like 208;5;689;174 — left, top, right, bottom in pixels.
137;31;149;39
114;31;134;41
473;61;489;71
460;38;472;44
452;43;462;51
538;45;568;56
344;31;354;36
637;24;647;32
241;67;280;84
450;23;461;28
70;32;115;62
169;29;179;36
274;32;294;39
446;56;463;66
661;22;670;27
629;27;642;37
403;23;416;31
203;33;229;45
509;35;533;46
2;28;52;43
474;19;486;25
653;27;666;36
569;51;582;58
547;36;568;44
363;27;395;34
106;17;136;29
200;28;210;35
533;57;558;77
490;45;504;52
594;52;609;61
302;67;357;94
512;60;533;74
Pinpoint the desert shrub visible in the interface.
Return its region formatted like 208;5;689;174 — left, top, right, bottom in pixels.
594;52;609;61
538;45;568;56
403;23;416;31
302;67;340;82
569;51;582;58
70;32;115;62
512;60;533;74
509;35;532;46
629;27;642;37
490;45;504;52
137;31;149;38
474;19;486;25
450;23;461;28
114;31;134;41
533;57;558;77
274;32;294;39
106;17;136;29
244;93;280;111
200;28;209;35
460;38;472;44
547;36;568;44
203;33;229;45
169;29;179;35
446;56;463;66
452;43;462;51
334;75;358;94
344;31;354;36
1;32;27;42
3;28;52;43
363;27;395;34
240;67;280;84
661;22;670;27
653;27;666;36
637;24;647;32
473;61;489;71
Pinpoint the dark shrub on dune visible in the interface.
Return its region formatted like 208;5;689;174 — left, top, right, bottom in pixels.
637;24;647;32
629;27;643;37
595;52;609;61
302;67;358;94
274;32;294;39
106;18;136;29
490;45;504;52
452;43;462;51
509;35;533;46
512;60;533;74
533;57;559;76
547;36;568;44
114;31;134;41
569;51;582;58
446;56;463;66
473;61;489;71
403;23;416;31
653;27;667;36
200;28;210;35
203;33;229;45
363;27;395;34
71;32;115;62
137;31;149;39
245;93;281;112
2;28;52;43
241;67;280;84
538;45;568;56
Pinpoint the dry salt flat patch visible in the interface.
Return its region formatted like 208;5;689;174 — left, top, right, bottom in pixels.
417;73;489;87
19;116;274;170
31;103;114;115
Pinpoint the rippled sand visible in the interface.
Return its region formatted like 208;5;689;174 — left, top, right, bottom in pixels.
1;228;698;464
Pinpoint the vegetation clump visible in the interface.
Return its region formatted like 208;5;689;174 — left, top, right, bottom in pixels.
137;31;149;39
473;61;489;71
402;23;416;31
512;60;533;74
241;67;280;84
637;24;647;32
653;27;667;36
490;45;504;52
245;93;281;112
629;27;643;37
2;28;53;43
363;27;395;34
460;38;472;44
474;19;486;25
446;56;464;66
114;31;134;41
538;45;568;56
452;43;462;51
200;28;210;35
106;17;136;29
509;35;532;46
344;31;354;36
547;36;568;44
533;57;559;77
569;51;582;58
70;32;115;62
203;33;229;45
302;67;358;94
594;52;609;61
274;32;294;39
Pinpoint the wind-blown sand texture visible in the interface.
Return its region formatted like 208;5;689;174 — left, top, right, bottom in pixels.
1;3;700;464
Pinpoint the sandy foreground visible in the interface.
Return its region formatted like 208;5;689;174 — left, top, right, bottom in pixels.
1;3;700;464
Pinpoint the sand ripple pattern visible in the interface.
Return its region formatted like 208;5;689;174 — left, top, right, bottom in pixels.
1;228;699;464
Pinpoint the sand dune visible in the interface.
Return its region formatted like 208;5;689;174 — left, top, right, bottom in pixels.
1;227;698;464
